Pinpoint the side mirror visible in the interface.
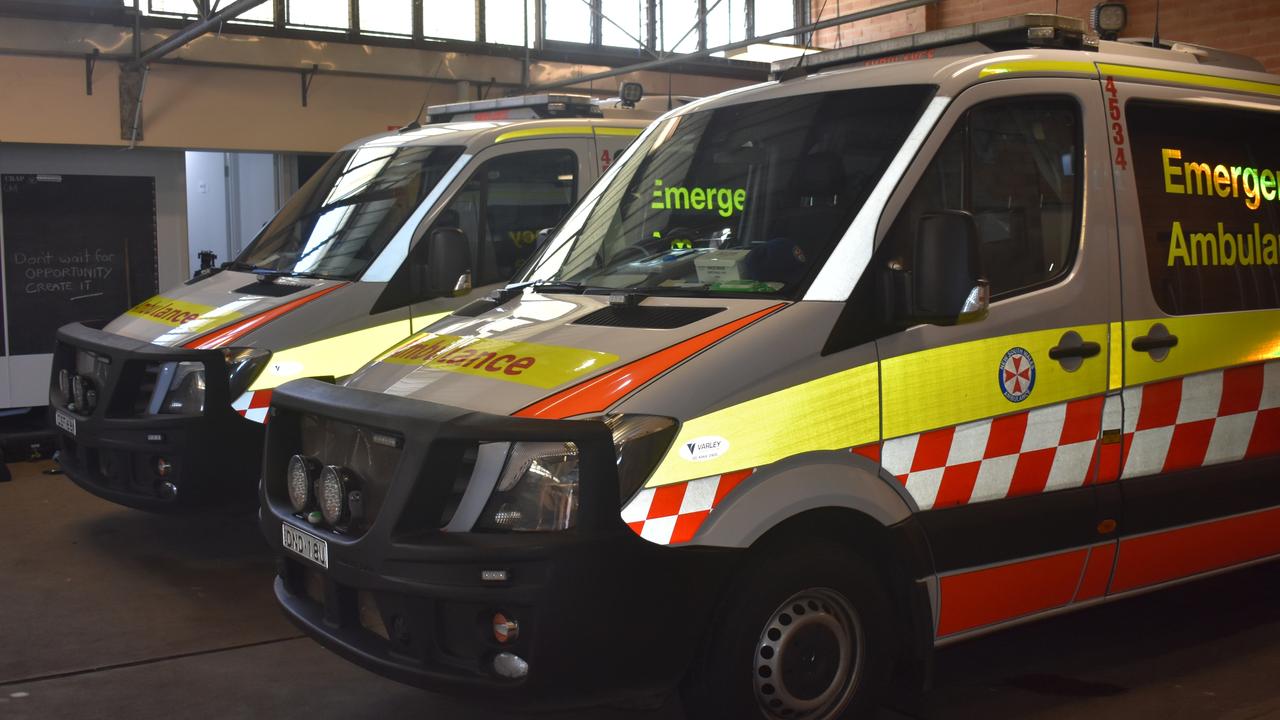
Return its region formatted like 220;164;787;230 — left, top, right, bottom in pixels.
910;210;988;325
422;227;472;298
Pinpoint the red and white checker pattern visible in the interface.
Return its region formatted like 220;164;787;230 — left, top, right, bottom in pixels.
231;389;272;424
1121;360;1280;478
882;395;1105;511
621;469;753;545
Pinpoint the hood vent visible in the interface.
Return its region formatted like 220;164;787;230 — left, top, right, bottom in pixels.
572;305;724;329
233;281;311;297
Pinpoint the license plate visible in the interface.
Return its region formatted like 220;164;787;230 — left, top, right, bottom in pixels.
54;410;76;436
282;523;328;569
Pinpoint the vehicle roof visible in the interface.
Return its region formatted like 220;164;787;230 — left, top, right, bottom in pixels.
339;116;652;153
670;31;1280;118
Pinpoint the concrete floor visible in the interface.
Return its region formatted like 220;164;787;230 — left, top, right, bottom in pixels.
2;459;1280;720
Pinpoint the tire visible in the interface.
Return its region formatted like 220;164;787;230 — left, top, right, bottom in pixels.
683;541;894;720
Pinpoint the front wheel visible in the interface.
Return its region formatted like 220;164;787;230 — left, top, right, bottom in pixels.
684;542;893;720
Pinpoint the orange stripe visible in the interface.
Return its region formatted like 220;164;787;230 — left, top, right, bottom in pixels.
1110;506;1280;593
184;283;347;350
513;303;786;419
937;548;1087;637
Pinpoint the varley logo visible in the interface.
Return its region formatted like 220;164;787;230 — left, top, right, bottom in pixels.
679;435;730;462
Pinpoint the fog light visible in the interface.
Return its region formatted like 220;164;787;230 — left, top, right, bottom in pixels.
158;481;177;500
492;652;528;679
492;612;519;644
155;457;172;477
287;455;319;513
317;465;351;525
84;388;99;413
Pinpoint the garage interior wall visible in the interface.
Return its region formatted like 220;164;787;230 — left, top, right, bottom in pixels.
0;143;186;408
186;151;279;274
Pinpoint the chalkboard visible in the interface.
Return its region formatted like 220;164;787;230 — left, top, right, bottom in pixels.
1;174;158;355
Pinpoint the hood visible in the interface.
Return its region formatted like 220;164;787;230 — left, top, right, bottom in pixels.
103;270;348;348
345;293;785;417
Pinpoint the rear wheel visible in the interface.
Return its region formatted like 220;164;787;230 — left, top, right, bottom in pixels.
685;542;893;720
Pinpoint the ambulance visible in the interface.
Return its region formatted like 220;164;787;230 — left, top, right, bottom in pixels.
260;15;1280;719
49;93;660;510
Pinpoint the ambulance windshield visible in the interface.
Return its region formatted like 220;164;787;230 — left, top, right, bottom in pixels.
235;144;465;279
519;85;933;297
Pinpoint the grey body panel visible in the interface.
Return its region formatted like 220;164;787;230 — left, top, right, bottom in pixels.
344;294;781;416
101;269;345;346
613;301;853;419
695;450;916;548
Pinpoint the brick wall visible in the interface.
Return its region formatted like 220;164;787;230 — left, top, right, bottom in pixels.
810;0;1280;73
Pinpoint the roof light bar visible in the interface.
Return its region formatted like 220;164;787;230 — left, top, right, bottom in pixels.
771;13;1091;79
426;93;602;123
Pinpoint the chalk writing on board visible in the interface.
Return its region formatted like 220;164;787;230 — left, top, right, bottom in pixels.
11;249;118;295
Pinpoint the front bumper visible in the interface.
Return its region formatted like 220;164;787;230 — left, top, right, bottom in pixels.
51;322;263;511
261;379;738;702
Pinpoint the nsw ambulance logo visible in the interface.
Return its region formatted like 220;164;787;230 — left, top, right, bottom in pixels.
999;347;1035;403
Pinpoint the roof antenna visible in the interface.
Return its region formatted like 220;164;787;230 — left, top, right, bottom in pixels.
797;0;831;72
1153;0;1162;47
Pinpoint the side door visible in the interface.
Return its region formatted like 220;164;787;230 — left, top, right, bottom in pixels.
408;138;592;332
869;78;1121;640
1103;75;1280;595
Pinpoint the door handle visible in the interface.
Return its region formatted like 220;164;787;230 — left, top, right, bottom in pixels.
1049;330;1099;372
1131;322;1178;362
1049;341;1101;360
1131;334;1178;352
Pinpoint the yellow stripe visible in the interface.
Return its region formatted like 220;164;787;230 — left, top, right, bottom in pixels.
1124;309;1280;387
1096;62;1280;98
247;312;448;391
646;363;879;488
593;127;643;137
1109;321;1125;391
494;126;596;143
881;324;1109;439
979;60;1097;78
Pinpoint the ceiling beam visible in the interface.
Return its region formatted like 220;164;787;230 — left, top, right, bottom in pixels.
129;0;268;67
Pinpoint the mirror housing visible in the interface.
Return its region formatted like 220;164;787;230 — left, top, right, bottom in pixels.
422;227;472;298
897;210;989;326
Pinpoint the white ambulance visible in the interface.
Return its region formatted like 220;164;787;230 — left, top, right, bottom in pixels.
262;15;1280;719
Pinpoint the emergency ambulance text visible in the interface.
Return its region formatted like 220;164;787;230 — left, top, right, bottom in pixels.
651;179;746;218
1166;220;1280;267
1162;147;1280;211
389;338;535;376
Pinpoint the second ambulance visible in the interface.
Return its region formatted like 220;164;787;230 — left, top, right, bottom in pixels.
49;94;654;510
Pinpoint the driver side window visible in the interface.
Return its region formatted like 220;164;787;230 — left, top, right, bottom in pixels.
882;96;1082;299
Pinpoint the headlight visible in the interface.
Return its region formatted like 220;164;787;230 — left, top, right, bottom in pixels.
224;347;272;398
475;415;677;532
161;362;206;415
475;442;580;532
287;454;320;513
158;347;270;415
317;465;353;525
